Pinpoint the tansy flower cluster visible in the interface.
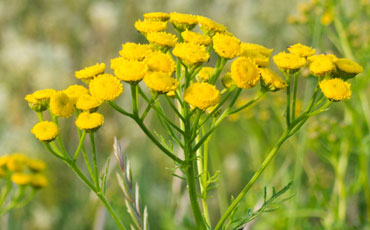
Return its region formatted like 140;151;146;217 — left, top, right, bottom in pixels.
0;153;48;188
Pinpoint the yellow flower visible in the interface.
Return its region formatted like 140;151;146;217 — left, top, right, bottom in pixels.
259;68;287;91
113;59;148;83
75;112;104;131
144;12;170;21
146;32;178;50
172;43;209;67
240;50;270;68
308;54;336;76
145;52;175;74
6;153;28;172
212;33;241;59
197;67;214;81
169;12;198;31
0;155;10;167
240;43;273;57
134;19;167;34
89;74;123;101
75;63;106;81
321;10;334;26
231;57;260;89
181;30;211;46
319;78;351;101
30;174;48;188
197;16;226;36
273;52;306;73
32;89;57;100
25;93;48;112
288;43;316;57
119;43;152;61
49;92;74;118
27;159;46;171
76;94;102;111
144;72;179;93
11;173;31;185
335;58;363;79
63;85;89;104
31;121;59;142
184;82;220;110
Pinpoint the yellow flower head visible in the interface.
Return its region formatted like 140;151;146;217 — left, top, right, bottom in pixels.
113;59;148;83
144;12;170;21
49;91;74;118
335;58;363;80
273;52;306;73
240;43;273;57
212;33;241;59
197;67;214;81
11;173;31;186
32;89;57;100
31;121;59;142
145;52;175;74
75;112;104;131
146;32;178;50
76;94;102;111
63;85;89;104
27;159;46;172
172;43;209;67
89;74;123;101
31;174;48;188
240;43;271;68
25;89;55;112
319;78;351;101
197;16;227;36
75;63;106;81
119;43;152;61
231;57;260;89
144;72;179;93
259;68;287;91
169;12;198;31
0;155;10;167
184;82;220;110
6;153;28;172
308;54;336;76
288;43;316;57
181;30;211;46
321;10;334;26
134;19;167;34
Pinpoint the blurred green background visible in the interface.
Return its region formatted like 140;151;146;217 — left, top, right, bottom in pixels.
0;0;369;229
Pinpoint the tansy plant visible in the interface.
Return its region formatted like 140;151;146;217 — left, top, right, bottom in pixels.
0;153;47;216
25;12;363;230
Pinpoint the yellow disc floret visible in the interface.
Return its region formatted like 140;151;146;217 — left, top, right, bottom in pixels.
308;54;336;76
169;12;198;31
27;159;46;171
75;63;106;80
119;43;152;61
144;72;179;93
212;33;241;59
259;68;287;91
76;94;102;111
145;52;175;74
335;58;363;79
288;43;316;57
172;43;209;67
197;16;227;36
197;67;214;81
134;19;167;34
146;32;178;49
63;85;89;104
113;59;148;83
89;74;123;101
49;92;74;118
231;57;260;89
75;112;104;131
319;78;351;101
31;121;59;142
32;89;57;100
30;174;48;188
11;173;31;185
184;82;220;110
6;153;28;172
144;12;170;21
181;30;211;46
273;52;306;73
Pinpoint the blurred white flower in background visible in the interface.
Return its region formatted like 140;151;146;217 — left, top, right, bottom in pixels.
88;1;118;33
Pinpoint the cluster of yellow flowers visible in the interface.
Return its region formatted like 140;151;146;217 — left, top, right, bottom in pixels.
0;153;47;188
273;43;362;101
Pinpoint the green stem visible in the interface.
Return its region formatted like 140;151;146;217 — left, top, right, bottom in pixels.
131;84;139;115
292;73;299;120
286;74;292;127
73;131;87;161
90;132;100;190
214;129;290;230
